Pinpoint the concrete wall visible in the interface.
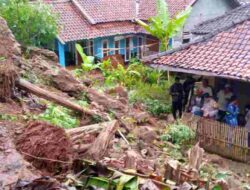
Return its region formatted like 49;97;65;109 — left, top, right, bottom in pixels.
173;0;236;48
184;0;236;31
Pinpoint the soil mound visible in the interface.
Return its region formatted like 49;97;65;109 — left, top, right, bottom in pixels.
16;121;74;174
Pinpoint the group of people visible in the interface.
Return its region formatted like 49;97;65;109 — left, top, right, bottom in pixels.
170;76;247;128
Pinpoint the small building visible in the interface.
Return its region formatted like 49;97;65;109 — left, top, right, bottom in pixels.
146;4;250;110
173;0;242;47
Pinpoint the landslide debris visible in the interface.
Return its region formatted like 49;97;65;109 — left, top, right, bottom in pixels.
16;121;74;174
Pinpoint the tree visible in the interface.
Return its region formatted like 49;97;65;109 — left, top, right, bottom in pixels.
0;0;58;47
135;0;192;51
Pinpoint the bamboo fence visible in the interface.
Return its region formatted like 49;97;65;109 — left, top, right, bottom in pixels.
182;113;250;163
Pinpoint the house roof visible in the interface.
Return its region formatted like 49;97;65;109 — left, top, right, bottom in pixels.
139;0;196;20
146;16;250;81
47;0;196;42
51;1;145;42
192;4;250;35
76;0;136;24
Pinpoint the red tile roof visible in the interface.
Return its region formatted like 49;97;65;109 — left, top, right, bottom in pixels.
52;1;145;42
152;20;250;81
76;0;136;23
139;0;195;19
47;0;196;42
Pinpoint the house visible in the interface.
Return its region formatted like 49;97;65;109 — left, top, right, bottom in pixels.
145;4;250;109
47;0;196;67
47;0;242;67
173;0;242;47
144;4;250;161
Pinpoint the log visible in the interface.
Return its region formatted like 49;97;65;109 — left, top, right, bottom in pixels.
85;120;119;160
66;121;115;137
16;79;100;117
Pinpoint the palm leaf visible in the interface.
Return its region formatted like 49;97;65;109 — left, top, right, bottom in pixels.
156;0;169;28
166;6;192;37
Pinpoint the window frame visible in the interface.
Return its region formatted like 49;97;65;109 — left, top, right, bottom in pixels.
102;39;109;58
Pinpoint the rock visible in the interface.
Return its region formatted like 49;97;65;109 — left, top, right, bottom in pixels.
132;111;150;123
179;182;192;190
135;126;158;144
23;47;59;63
106;86;128;99
141;180;159;190
51;69;84;95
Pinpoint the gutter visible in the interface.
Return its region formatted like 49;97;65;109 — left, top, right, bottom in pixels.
71;0;96;24
149;64;250;82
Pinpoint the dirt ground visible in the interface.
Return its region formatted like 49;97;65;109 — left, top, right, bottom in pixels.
0;121;40;189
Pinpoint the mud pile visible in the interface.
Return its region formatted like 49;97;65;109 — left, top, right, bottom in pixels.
16;122;74;174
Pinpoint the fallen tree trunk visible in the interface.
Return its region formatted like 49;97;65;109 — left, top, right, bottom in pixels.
66;121;112;137
85;120;119;160
16;79;101;118
67;121;119;157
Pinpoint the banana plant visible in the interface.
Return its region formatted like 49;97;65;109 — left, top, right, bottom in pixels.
75;43;97;72
135;0;192;51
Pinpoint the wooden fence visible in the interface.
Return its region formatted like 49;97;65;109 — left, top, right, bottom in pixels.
182;113;250;163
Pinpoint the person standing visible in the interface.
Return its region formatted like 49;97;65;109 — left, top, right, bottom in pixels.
225;96;239;127
170;77;183;120
183;76;196;110
217;84;233;121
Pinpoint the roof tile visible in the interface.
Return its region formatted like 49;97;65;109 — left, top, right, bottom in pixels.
154;20;250;81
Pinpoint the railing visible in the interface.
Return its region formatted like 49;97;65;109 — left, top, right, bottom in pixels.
182;113;250;163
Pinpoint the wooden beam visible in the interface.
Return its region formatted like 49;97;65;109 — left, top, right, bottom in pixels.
16;79;99;117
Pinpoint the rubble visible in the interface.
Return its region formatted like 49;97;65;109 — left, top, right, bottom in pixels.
16;121;74;174
0;14;249;190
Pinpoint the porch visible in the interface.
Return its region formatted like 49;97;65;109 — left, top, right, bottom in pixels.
56;34;160;67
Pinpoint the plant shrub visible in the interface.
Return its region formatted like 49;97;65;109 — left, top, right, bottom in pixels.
161;123;195;144
37;104;79;129
143;99;171;116
0;0;58;46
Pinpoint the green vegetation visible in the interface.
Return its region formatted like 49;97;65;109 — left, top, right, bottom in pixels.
161;123;195;145
142;99;171;116
0;113;17;121
74;46;173;116
136;0;191;51
37;104;80;129
0;0;58;46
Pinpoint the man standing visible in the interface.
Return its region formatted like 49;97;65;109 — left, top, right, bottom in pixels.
217;84;233;121
170;77;183;120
